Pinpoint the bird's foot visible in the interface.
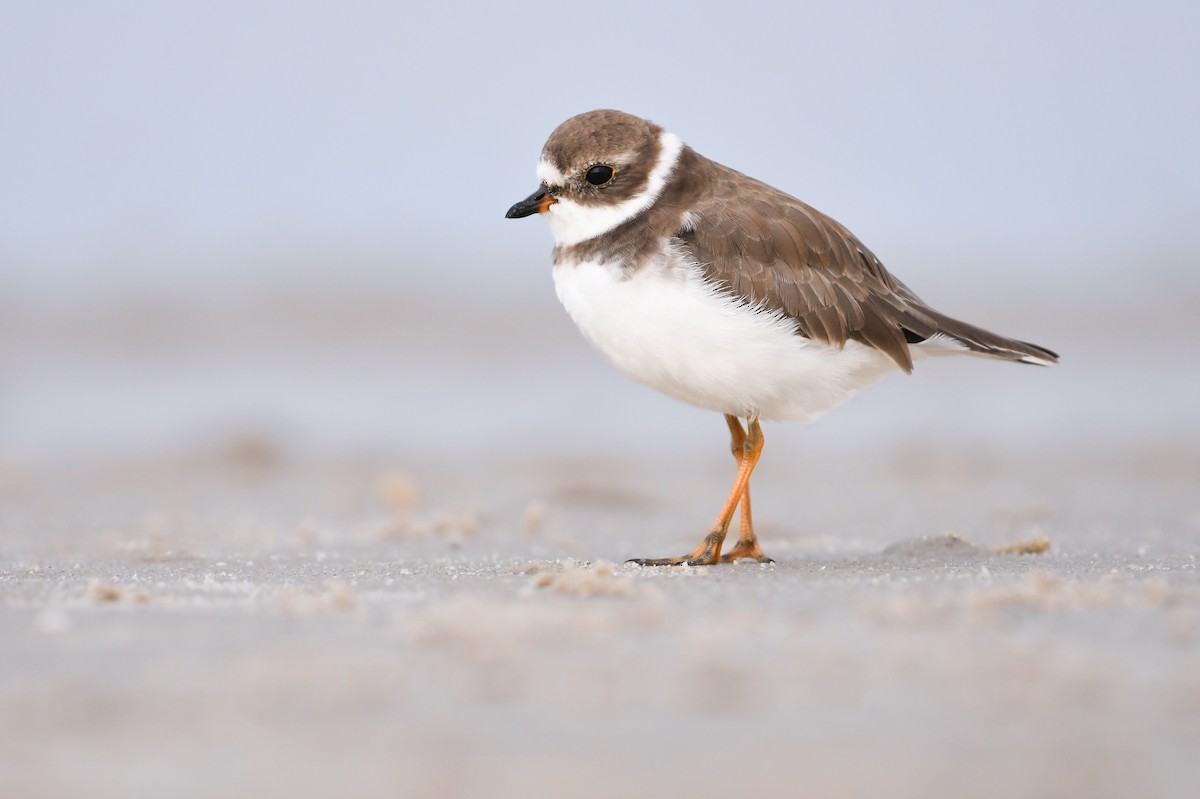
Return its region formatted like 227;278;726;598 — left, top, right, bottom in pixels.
719;543;774;564
627;539;775;567
628;531;723;566
628;553;719;567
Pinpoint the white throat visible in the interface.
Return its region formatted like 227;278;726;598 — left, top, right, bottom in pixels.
539;131;683;248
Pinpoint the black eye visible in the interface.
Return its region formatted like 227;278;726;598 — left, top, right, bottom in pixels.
584;164;615;186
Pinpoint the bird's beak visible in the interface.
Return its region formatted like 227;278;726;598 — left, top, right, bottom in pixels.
505;187;556;219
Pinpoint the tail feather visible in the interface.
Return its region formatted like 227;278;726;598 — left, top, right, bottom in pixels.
914;309;1058;366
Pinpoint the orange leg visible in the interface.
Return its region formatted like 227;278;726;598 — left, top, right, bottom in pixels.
720;415;773;563
630;416;767;566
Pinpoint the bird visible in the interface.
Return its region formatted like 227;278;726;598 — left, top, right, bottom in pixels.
505;109;1057;566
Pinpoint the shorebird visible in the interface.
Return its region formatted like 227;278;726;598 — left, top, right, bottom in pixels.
506;110;1057;565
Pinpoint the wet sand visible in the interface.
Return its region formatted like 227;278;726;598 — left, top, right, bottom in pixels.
2;289;1198;798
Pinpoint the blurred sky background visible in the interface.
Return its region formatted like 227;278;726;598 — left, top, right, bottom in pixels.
2;0;1198;463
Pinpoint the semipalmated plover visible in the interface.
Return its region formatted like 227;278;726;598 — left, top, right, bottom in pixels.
506;109;1057;566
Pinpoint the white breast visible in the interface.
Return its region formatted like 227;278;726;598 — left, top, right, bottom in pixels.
553;252;902;423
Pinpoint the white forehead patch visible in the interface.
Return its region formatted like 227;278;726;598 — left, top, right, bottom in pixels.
536;157;567;187
543;131;684;248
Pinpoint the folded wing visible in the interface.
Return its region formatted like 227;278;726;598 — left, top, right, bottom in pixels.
678;166;1058;373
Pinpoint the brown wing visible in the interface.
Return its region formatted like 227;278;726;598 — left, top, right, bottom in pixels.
678;163;1057;372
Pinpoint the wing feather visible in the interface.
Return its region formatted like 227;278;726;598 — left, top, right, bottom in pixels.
676;160;1057;372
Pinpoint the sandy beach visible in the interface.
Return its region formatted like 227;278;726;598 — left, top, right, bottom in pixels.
3;287;1198;799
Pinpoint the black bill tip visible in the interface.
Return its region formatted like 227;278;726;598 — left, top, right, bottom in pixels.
505;187;553;219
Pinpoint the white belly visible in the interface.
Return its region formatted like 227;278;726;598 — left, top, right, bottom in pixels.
552;255;901;423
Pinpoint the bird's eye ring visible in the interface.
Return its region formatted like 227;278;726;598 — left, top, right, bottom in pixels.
584;164;616;187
